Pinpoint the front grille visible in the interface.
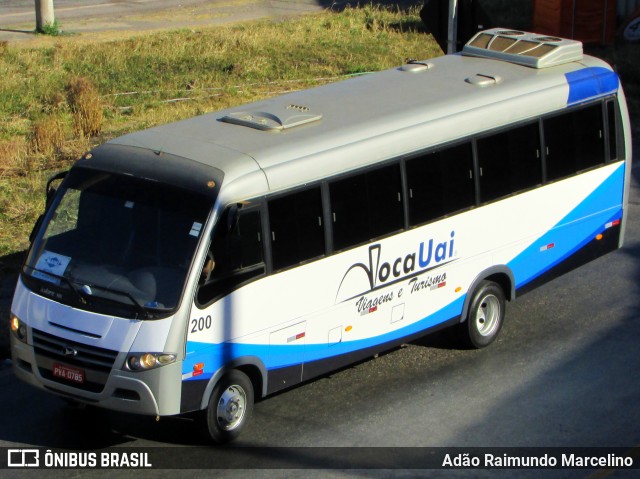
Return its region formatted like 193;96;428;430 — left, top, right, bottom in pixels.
32;328;118;372
32;328;119;393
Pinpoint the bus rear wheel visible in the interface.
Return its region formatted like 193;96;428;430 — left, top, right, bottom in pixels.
205;370;254;443
456;280;505;349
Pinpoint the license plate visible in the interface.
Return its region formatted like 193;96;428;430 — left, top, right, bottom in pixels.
52;363;85;384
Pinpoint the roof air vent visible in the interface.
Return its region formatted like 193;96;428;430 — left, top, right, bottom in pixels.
399;60;434;73
220;104;322;132
463;28;583;69
465;73;502;87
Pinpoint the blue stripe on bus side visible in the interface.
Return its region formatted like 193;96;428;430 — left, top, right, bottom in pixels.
183;296;465;378
184;163;625;379
508;163;625;288
565;67;619;106
303;297;465;364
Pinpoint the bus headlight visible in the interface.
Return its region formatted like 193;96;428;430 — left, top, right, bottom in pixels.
126;352;177;371
10;314;27;343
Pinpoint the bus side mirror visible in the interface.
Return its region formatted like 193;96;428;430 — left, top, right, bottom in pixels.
29;171;68;244
45;170;68;209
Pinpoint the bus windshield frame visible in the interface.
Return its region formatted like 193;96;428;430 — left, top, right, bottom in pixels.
22;167;214;319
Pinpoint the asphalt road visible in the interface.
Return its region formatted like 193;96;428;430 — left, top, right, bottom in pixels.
0;0;424;43
0;0;327;42
1;164;639;477
0;0;320;22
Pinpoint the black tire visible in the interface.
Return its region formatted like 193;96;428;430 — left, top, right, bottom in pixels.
455;280;505;349
205;370;254;444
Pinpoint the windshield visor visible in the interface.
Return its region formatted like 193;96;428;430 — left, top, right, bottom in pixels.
24;168;213;318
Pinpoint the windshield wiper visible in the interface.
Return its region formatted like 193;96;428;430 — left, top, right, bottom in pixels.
78;283;154;319
24;265;157;319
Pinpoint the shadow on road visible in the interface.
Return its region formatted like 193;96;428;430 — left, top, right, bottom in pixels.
0;385;209;448
0;251;25;359
0;28;35;35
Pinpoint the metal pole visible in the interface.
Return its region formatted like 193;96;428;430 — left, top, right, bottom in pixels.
571;0;576;39
603;0;608;44
447;0;459;54
35;0;55;32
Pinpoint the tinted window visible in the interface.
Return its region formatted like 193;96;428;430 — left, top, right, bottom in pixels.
233;209;264;269
197;206;264;305
269;187;325;271
477;122;542;203
330;163;403;251
406;142;475;226
544;103;605;182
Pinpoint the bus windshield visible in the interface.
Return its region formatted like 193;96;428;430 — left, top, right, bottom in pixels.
23;168;212;319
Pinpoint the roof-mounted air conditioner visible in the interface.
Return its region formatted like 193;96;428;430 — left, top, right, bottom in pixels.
463;28;583;69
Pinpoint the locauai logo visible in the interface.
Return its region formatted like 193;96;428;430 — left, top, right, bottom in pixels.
335;231;457;303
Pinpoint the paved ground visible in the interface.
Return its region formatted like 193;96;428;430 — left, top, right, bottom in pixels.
0;0;325;44
0;0;424;45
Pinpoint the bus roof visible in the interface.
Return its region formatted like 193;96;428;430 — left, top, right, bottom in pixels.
103;34;618;203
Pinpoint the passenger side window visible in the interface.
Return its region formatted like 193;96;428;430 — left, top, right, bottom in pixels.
406;142;475;226
231;208;264;270
476;122;542;203
544;103;605;182
197;205;264;305
329;163;403;251
269;186;325;271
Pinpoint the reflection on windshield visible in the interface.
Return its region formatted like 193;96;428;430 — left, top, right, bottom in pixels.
24;168;212;318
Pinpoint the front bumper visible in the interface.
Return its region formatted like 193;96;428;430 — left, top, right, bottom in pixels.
11;335;182;416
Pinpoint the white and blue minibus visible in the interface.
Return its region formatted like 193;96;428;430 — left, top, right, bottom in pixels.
10;29;632;442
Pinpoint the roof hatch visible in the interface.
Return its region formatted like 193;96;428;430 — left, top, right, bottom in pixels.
398;60;434;73
463;28;583;68
220;104;322;132
465;73;502;87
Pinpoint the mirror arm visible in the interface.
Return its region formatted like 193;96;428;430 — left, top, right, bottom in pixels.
45;170;68;209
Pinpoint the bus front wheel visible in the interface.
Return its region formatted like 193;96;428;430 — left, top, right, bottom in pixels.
456;280;505;349
205;370;254;443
